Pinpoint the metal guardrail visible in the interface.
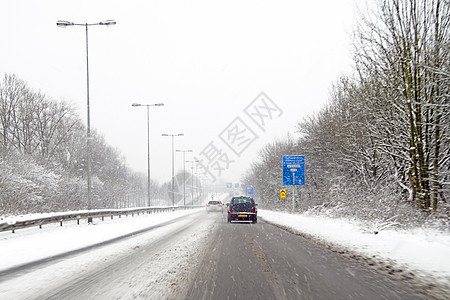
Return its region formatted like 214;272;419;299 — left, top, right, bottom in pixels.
0;206;200;233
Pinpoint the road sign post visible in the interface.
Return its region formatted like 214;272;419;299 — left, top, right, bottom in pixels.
282;155;305;211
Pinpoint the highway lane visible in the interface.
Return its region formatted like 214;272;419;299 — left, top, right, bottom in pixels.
184;212;427;300
38;210;214;300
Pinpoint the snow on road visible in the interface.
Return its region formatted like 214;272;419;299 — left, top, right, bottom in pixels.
0;208;213;299
0;206;449;298
0;208;204;271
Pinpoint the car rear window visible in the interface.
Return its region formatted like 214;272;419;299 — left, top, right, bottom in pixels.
208;201;220;205
232;197;253;204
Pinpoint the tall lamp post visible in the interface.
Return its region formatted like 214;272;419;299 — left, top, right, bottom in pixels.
186;160;199;205
132;102;164;207
162;133;184;206
176;150;192;206
57;19;116;218
192;169;200;205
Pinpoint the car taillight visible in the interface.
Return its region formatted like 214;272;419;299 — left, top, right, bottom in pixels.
254;209;257;213
206;205;210;207
228;209;231;213
218;205;222;207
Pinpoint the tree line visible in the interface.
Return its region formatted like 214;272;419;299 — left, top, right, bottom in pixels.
243;0;449;224
0;73;169;214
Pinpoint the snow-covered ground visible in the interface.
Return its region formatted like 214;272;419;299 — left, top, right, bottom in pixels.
0;206;449;298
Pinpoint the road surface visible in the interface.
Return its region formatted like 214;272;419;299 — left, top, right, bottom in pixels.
183;212;426;300
0;210;427;299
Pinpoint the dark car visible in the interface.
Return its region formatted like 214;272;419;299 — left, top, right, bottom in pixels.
227;196;257;223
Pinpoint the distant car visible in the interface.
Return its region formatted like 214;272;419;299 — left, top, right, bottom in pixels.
227;196;257;223
206;200;223;213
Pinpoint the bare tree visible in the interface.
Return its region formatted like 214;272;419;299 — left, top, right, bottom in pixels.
354;0;450;210
0;74;27;156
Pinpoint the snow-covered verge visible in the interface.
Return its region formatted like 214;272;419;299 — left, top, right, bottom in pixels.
259;209;450;297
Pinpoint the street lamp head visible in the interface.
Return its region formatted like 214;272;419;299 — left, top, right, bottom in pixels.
132;103;142;107
57;19;116;28
99;20;116;26
177;134;184;136
162;134;169;137
155;103;164;106
56;20;74;27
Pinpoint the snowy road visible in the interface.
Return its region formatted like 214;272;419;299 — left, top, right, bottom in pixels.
39;211;212;299
185;213;426;300
0;207;444;299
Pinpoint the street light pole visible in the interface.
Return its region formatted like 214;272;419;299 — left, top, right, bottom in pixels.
186;160;199;206
132;102;164;207
162;133;184;206
57;19;116;219
176;150;192;206
192;169;200;205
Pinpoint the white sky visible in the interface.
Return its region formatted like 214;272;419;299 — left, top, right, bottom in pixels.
0;0;355;185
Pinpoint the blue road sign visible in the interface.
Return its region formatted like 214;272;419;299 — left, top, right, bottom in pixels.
226;182;233;188
283;155;305;185
246;186;254;197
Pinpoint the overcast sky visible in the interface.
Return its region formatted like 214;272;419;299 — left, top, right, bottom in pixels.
1;0;356;186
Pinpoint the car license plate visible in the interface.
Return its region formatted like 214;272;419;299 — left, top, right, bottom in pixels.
238;214;248;217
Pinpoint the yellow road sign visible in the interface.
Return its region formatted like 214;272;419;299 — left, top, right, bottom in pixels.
280;189;286;199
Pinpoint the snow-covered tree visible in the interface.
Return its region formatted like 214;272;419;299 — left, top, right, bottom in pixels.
0;74;155;215
354;0;449;210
